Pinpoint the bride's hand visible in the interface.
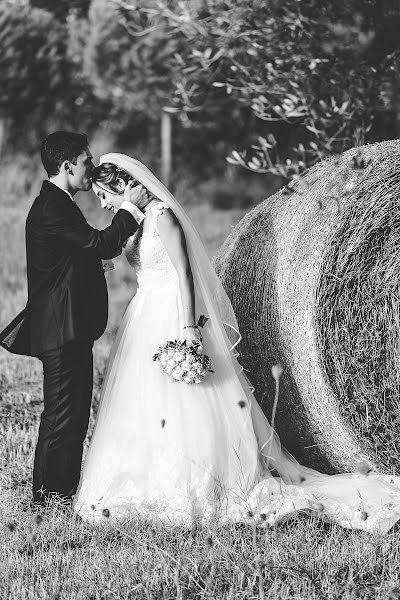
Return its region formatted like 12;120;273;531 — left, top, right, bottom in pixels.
182;326;203;353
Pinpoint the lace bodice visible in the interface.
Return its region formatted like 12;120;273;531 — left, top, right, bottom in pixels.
125;202;179;292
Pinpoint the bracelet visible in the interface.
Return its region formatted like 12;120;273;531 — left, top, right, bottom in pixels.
183;325;200;330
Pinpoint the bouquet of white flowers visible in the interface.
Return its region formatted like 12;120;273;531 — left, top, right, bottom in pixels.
152;340;214;384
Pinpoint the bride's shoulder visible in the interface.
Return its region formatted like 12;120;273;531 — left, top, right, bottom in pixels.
149;202;182;233
144;201;179;236
147;200;175;220
147;200;170;212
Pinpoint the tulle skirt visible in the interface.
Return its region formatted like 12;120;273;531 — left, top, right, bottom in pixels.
73;287;400;533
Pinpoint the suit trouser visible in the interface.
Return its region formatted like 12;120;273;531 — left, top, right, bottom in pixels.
33;339;94;503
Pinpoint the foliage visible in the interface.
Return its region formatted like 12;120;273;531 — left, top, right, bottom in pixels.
77;0;252;175
83;0;178;124
30;0;91;18
115;0;400;181
1;0;400;181
0;5;67;118
0;1;95;150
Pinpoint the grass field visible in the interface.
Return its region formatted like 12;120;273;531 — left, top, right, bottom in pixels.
1;157;400;599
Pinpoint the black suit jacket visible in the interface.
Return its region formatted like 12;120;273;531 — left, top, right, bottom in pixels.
0;181;139;357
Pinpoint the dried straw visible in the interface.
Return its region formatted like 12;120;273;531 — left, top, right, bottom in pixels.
213;139;400;474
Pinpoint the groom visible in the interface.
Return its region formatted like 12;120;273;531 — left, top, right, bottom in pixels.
0;131;149;506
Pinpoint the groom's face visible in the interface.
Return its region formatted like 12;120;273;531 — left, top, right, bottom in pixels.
69;147;94;192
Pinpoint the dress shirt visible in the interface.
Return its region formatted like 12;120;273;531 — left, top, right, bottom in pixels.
119;201;145;225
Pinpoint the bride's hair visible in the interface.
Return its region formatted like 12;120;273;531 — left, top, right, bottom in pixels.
92;162;136;194
93;161;158;201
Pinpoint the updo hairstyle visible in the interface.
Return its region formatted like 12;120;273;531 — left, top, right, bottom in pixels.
92;163;136;194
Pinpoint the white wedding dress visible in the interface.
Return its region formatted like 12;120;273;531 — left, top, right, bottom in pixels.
73;203;400;533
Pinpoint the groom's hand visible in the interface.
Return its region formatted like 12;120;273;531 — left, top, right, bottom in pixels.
124;181;151;211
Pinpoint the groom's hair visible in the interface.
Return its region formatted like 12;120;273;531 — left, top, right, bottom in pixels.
41;131;89;177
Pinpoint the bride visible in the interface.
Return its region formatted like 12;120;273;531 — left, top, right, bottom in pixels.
73;153;400;533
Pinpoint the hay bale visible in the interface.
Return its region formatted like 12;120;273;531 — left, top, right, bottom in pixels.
213;139;400;474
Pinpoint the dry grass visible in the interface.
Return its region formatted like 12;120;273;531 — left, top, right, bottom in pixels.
315;152;400;472
3;488;400;600
213;140;400;475
1;156;400;599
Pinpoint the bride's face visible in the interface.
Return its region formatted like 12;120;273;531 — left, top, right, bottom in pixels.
94;187;124;213
93;173;133;213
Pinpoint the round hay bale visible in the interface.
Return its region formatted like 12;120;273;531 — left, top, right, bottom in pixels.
213;139;400;474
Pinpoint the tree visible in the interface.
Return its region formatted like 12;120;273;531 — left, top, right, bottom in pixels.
0;1;91;152
115;0;400;182
81;0;178;126
30;0;91;19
